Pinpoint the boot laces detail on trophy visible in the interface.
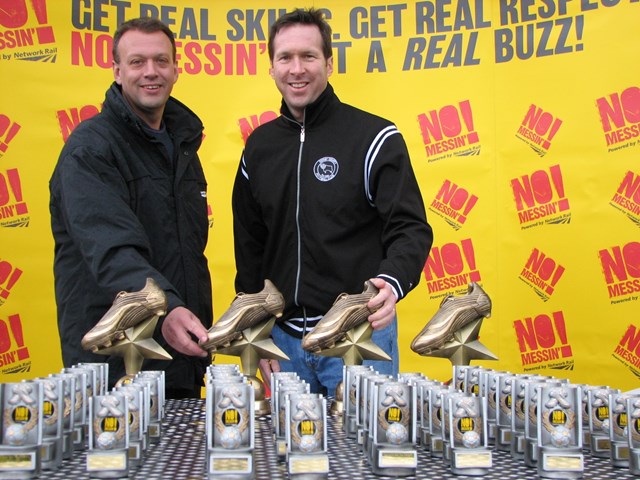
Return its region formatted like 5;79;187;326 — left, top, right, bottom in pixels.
301;280;379;353
410;282;491;355
200;279;284;352
81;277;168;352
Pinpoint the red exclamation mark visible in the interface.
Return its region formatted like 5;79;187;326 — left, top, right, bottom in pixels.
545;264;566;295
552;311;572;358
9;314;29;361
459;100;478;144
0;261;22;300
31;0;56;44
549;164;569;211
461;238;480;282
458;194;478;224
7;169;28;215
543;117;562;149
0;115;21;153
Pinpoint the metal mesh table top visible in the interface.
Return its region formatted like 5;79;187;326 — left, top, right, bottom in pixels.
38;398;637;479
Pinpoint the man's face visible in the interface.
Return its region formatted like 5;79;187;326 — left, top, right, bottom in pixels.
269;24;333;122
113;29;178;129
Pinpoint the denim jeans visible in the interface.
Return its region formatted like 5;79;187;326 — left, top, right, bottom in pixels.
271;317;399;398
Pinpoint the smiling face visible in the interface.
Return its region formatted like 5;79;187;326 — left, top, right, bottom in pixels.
113;29;178;129
269;23;333;122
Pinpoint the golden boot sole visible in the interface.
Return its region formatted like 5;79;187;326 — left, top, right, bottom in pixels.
81;277;167;352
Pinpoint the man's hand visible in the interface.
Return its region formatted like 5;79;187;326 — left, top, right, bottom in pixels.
258;358;281;390
367;278;397;330
161;306;209;357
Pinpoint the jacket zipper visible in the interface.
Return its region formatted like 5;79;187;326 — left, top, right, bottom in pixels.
294;123;305;306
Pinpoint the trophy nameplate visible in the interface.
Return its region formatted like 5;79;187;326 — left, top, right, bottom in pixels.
536;384;583;479
0;382;43;480
285;393;328;477
206;380;254;478
370;381;417;476
86;392;129;478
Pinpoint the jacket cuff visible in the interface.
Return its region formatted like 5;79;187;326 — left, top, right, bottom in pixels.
376;275;400;300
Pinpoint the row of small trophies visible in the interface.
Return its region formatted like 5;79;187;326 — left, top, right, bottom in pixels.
341;364;640;478
205;363;329;478
0;362;165;479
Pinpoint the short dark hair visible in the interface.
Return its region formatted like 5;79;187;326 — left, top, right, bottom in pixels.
112;17;176;63
268;8;332;61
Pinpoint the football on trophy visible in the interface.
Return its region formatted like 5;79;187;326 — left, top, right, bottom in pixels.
385;422;408;444
5;423;27;446
219;426;242;449
298;434;319;453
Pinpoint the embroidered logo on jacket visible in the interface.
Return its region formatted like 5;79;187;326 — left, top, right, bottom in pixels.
313;157;339;182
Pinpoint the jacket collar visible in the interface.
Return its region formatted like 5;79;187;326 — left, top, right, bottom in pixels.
280;83;338;128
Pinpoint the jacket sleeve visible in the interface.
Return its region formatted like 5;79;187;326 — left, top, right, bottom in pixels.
368;129;433;300
53;145;185;311
231;152;268;294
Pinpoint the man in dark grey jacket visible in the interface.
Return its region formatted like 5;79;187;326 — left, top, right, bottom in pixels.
233;8;433;396
50;17;211;398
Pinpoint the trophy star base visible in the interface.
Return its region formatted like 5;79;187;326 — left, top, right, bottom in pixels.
287;453;329;478
86;449;129;479
450;448;493;476
370;445;417;477
207;451;253;478
0;445;41;479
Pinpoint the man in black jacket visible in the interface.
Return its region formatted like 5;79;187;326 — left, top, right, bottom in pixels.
50;17;212;398
232;8;433;396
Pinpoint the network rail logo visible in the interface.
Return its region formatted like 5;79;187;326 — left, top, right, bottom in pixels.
0;0;57;62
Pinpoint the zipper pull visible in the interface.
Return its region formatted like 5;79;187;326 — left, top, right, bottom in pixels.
300;126;305;143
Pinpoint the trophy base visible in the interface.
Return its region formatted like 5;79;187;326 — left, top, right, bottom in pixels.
0;445;41;479
329;399;343;417
487;421;496;445
428;434;444;458
62;431;74;460
254;398;270;416
86;449;129;478
629;449;640;476
537;448;584;479
524;437;539;467
207;451;254;478
589;434;610;457
343;414;357;438
495;425;511;452
287;453;329;478
450;448;492;476
73;424;87;451
41;437;63;470
610;441;630;468
510;432;525;459
370;444;417;477
127;441;143;468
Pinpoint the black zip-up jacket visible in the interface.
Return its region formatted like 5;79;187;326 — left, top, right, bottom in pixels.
50;82;212;390
233;84;433;337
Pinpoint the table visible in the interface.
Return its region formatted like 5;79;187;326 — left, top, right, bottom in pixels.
43;399;637;479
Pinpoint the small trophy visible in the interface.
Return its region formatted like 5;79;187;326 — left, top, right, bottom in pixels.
524;380;563;467
587;386;619;457
609;391;632;468
131;372;163;443
47;373;75;460
87;392;129;478
536;384;583;479
360;373;392;457
479;370;507;445
285;392;328;477
61;367;89;451
206;380;254;478
342;365;372;438
77;362;109;396
114;383;147;468
0;381;43;479
495;373;516;452
626;394;640;475
369;380;417;476
33;377;64;470
426;384;457;458
511;375;547;460
273;380;309;460
445;391;492;476
415;379;444;449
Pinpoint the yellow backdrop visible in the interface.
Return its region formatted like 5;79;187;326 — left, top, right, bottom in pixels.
0;0;638;390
